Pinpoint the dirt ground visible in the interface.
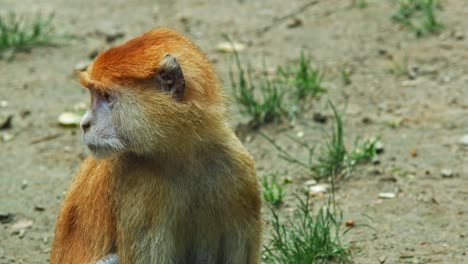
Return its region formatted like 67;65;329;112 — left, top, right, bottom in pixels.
0;0;467;263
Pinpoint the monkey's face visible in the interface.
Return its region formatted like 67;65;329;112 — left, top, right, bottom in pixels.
79;53;211;158
80;88;127;159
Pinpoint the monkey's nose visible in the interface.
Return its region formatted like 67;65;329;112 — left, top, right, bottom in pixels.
81;121;91;132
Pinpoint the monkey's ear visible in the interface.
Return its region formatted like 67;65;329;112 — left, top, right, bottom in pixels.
155;54;185;101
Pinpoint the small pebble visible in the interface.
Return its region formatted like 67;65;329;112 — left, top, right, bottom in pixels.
375;141;384;154
58;112;82;127
408;67;419;79
64;146;72;153
303;179;317;186
441;169;454;178
11;219;33;230
372;199;384;205
20;109;31;118
378;192;396;199
215;42;245;53
401;79;421;87
88;49;100;59
387;118;404;128
34;205;45;212
282;177;292;184
362;117;372;124
439;74;452;83
379;176;397;182
454;30;464;40
0;113;13;130
309;184;329;196
105;31;125;43
287;17;303;28
21;180;28;190
459;135;468;145
345;219;355;227
0;212;14;224
313;112;327;123
372;157;381;165
2;132;14;142
18;229;26;239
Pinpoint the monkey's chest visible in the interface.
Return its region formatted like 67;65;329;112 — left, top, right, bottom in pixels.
116;191;227;264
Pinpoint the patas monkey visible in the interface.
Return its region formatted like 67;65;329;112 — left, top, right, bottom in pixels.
50;28;262;264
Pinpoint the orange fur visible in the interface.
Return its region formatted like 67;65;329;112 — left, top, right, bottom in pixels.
80;28;223;106
51;28;262;264
50;159;116;264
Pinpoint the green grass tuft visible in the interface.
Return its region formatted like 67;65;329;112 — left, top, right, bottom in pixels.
340;68;352;86
352;0;368;9
279;52;324;100
263;186;351;263
261;173;284;206
347;137;379;166
391;0;443;36
312;102;347;179
0;12;56;55
228;46;325;126
262;101;382;180
229;50;287;125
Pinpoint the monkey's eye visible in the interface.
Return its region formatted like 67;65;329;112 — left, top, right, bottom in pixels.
97;90;111;103
102;91;110;102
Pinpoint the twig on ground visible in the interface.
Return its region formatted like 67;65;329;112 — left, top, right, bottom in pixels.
254;0;319;35
30;133;62;144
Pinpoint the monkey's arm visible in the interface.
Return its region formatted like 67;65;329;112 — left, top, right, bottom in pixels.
50;158;116;264
96;254;118;264
228;155;263;264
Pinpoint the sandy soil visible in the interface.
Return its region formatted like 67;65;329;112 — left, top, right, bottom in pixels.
0;0;467;263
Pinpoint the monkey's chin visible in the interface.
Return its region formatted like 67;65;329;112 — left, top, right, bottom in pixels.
86;145;120;159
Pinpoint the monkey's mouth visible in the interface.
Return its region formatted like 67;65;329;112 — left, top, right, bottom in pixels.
84;139;126;159
86;144;99;152
82;135;126;158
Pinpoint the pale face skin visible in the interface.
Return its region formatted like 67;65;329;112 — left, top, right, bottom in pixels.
80;88;126;159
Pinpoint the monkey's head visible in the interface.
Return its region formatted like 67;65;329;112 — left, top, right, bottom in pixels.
78;28;226;159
